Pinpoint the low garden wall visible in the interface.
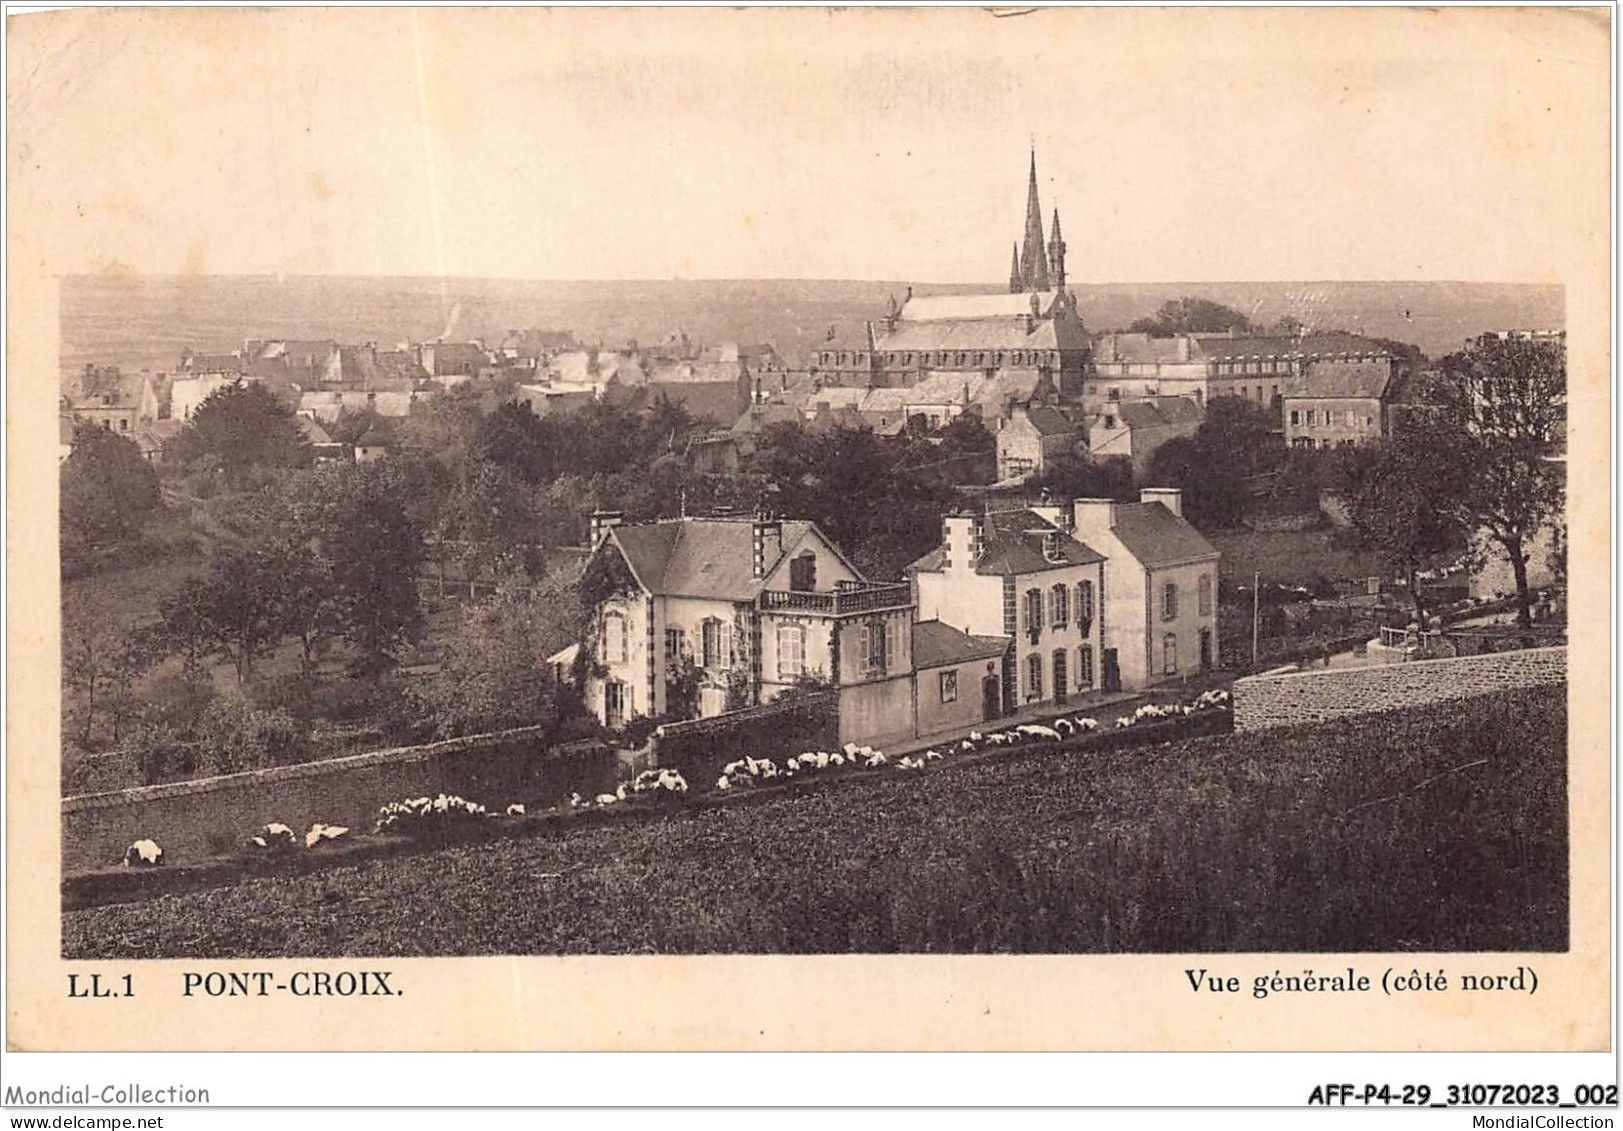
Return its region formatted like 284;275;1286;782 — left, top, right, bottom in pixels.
62;728;618;872
1232;646;1566;731
649;692;839;791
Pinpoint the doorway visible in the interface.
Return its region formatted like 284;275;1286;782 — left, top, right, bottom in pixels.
1102;649;1121;693
982;673;1001;721
1052;649;1068;704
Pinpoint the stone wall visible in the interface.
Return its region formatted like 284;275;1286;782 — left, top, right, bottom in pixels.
650;692;839;789
1233;646;1566;731
63;729;618;873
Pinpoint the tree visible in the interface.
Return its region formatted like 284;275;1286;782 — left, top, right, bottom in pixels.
413;572;586;739
1128;297;1253;337
1436;335;1566;630
162;544;286;682
60;423;161;561
1026;453;1135;503
1144;398;1285;531
301;461;426;672
1331;436;1470;629
166;381;309;488
63;610;162;744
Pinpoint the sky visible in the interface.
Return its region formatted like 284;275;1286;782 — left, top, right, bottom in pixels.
7;6;1610;285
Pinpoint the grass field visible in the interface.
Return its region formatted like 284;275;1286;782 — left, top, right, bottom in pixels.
1208;528;1385;589
64;684;1566;956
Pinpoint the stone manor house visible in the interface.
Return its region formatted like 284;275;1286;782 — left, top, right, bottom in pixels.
572;489;1218;750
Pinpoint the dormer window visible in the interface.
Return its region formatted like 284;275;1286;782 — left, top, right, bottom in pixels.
1043;531;1063;563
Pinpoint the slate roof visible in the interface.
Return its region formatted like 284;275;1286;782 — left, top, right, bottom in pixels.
1016;404;1077;436
185;353;247;375
608;518;819;600
903;372;981;404
1113;396;1204;430
1108;501;1219;566
911;620;1011;670
899;292;1067;322
1091;333;1195;365
974;509;1105;575
910;509;1104;577
644;380;749;424
1284;359;1391;400
875;317;1087;355
361;349;429;386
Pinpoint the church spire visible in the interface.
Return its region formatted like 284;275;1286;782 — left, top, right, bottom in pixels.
1048;207;1066;290
1020;149;1050;292
1009;242;1023;294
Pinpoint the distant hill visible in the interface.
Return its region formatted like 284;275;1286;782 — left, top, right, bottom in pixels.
60;275;1562;383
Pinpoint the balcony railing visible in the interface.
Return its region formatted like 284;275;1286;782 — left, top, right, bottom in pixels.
760;582;912;616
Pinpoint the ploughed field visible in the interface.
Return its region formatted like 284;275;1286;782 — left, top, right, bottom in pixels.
64;685;1567;956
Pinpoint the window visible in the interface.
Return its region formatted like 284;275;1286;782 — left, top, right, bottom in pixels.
1103;415;1115;429
603;612;628;664
777;625;805;678
1306;409;1317;427
859;616;897;675
1078;644;1094;690
789;551;817;592
1027;653;1043;700
1076;580;1094;630
119;418;129;431
1289;409;1300;426
1051;584;1069;628
939;670;958;703
664;628;685;662
1198;575;1212;616
1162;581;1179;621
701;619;722;667
1107;387;1121;402
1163;633;1178;675
1024;589;1043;639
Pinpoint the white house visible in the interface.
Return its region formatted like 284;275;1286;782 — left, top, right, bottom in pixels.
908;504;1106;714
1069;488;1220;689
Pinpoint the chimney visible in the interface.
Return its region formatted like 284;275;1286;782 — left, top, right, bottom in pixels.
752;509;783;579
1071;497;1119;536
942;511;984;571
589;509;624;550
1140;487;1183;518
1029;494;1069;532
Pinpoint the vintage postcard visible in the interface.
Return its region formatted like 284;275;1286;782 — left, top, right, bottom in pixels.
5;5;1611;1056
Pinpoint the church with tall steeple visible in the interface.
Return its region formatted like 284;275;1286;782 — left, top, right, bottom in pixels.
809;149;1090;396
1010;150;1065;294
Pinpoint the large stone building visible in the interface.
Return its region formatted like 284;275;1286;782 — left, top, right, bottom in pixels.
1282;359;1392;449
807;153;1092;399
1084;331;1394;414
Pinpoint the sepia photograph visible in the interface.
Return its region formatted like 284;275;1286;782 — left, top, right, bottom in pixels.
6;4;1610;1060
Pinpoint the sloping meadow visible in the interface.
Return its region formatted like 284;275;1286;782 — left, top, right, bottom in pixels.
65;684;1566;956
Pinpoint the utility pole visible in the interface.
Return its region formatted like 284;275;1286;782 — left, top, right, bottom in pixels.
1251;571;1261;668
